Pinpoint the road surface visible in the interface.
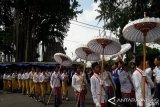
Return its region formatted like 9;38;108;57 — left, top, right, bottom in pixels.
0;87;93;107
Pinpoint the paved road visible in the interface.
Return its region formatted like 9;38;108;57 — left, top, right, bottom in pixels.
0;87;93;107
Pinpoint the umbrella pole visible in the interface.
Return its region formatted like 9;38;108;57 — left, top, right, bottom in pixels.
142;36;146;107
76;58;87;107
47;65;62;105
99;48;104;104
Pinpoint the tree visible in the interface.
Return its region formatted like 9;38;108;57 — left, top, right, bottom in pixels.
0;0;81;62
95;0;160;44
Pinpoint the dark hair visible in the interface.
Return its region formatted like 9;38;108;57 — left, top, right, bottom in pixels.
135;55;143;66
114;62;118;66
118;60;124;65
91;62;99;69
146;60;151;67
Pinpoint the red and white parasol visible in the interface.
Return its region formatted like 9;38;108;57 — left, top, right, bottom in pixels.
105;43;131;61
87;35;121;104
75;45;100;61
54;53;72;66
123;12;160;107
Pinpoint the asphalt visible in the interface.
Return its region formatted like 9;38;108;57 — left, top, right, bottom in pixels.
0;87;93;107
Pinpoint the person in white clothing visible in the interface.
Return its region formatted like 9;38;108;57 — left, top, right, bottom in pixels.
33;67;41;101
72;66;87;107
11;71;18;92
24;71;30;95
50;66;62;107
61;67;69;101
132;56;154;107
28;67;34;97
17;71;22;92
39;69;47;104
119;64;133;107
3;73;7;91
21;72;26;94
153;57;160;107
145;60;155;107
90;62;107;107
103;64;116;107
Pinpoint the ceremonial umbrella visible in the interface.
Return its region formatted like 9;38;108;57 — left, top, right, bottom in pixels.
104;43;131;61
47;53;72;105
54;53;72;67
75;45;100;107
75;45;100;61
123;12;160;107
87;35;121;104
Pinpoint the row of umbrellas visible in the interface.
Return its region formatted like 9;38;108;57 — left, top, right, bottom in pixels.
53;12;160;107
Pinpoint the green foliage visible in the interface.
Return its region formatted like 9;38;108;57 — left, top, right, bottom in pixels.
0;0;81;62
95;0;160;43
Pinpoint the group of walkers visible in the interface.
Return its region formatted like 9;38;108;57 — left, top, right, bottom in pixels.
1;55;160;107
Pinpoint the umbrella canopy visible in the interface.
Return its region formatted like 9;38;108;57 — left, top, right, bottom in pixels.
104;43;131;61
75;46;100;61
87;36;121;55
154;37;160;44
122;13;160;107
54;53;72;66
123;17;160;43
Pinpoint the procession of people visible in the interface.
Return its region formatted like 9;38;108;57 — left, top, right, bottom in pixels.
0;54;160;107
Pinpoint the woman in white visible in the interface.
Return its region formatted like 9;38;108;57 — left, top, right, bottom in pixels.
72;66;87;107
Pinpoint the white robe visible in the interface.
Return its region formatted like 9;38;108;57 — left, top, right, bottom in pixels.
90;73;107;104
132;67;154;107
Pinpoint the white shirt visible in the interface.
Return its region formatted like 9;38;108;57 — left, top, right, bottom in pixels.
153;66;160;83
61;73;68;81
50;72;61;88
72;73;81;92
7;74;11;80
3;74;7;80
21;73;25;80
12;73;16;79
119;70;132;93
39;73;45;83
33;72;41;83
145;68;152;79
132;67;154;107
90;73;107;104
17;73;22;80
103;71;115;87
24;72;29;80
29;71;34;79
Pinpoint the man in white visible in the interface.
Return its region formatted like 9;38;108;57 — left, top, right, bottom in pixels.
33;67;41;101
153;57;160;107
50;66;62;107
132;56;154;107
17;71;22;92
28;67;34;97
24;71;30;95
39;69;47;104
90;62;107;107
3;72;7;91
